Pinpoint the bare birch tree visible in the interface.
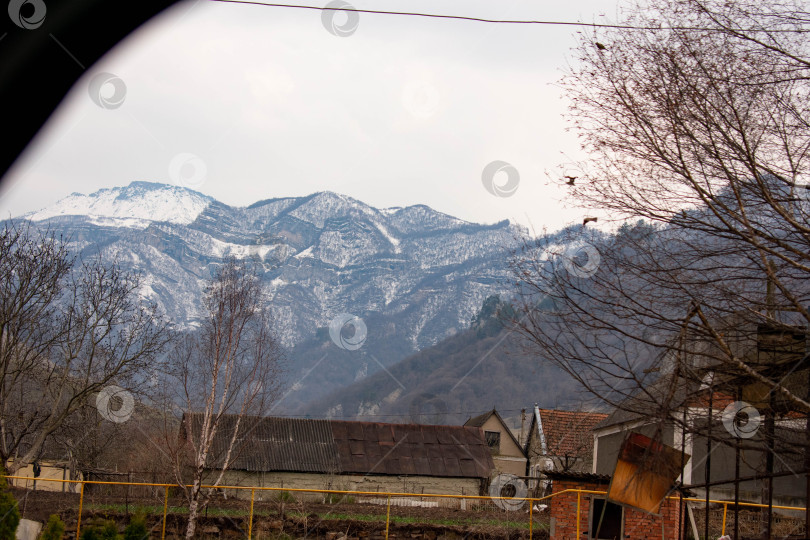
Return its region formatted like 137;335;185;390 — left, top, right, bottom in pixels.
165;258;282;540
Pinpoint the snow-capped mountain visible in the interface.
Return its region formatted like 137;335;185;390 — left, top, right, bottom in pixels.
22;182;520;355
28;182;213;227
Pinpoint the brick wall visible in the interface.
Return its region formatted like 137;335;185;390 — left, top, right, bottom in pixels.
549;477;682;540
549;478;595;539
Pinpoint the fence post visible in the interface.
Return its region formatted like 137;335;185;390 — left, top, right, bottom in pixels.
161;485;169;540
248;488;255;540
576;490;581;539
385;494;391;540
721;502;728;536
76;482;85;539
529;497;533;539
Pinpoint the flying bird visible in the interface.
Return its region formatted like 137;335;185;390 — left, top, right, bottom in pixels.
583;217;598;226
596;42;607;51
564;176;577;186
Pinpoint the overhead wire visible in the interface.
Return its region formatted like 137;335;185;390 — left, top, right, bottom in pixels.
263;406;594;420
207;0;810;32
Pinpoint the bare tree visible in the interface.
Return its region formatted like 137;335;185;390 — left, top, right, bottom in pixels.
512;0;810;421
0;222;170;473
163;258;282;540
511;0;810;532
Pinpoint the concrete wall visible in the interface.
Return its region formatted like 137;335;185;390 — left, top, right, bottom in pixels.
6;461;80;493
492;456;526;476
211;470;485;506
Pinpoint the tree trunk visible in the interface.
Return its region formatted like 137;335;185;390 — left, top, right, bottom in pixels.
185;482;201;540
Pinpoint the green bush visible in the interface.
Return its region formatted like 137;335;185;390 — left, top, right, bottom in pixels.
0;468;20;540
122;512;148;540
40;514;66;540
79;518;120;540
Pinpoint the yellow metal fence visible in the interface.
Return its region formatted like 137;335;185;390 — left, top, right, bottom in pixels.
7;476;548;539
4;476;808;539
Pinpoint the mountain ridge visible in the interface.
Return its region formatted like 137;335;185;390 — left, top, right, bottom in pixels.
17;182;524;410
294;297;590;424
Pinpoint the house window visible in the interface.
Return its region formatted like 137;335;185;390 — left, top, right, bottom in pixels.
590;498;623;540
485;430;500;453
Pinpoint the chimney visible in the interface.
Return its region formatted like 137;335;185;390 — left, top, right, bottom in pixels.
519;408;526;446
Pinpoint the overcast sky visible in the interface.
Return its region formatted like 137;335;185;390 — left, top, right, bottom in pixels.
1;0;621;230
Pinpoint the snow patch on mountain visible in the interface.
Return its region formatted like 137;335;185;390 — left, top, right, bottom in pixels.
373;219;400;250
295;246;314;259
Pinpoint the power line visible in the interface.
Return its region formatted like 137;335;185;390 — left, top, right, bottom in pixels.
206;0;771;31
207;0;642;28
267;407;549;419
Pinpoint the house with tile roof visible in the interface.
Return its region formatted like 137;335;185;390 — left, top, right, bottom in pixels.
463;409;527;477
523;406;608;489
181;414;496;502
591;379;808;510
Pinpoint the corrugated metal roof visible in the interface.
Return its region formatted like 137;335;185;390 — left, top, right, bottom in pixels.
183;414;494;479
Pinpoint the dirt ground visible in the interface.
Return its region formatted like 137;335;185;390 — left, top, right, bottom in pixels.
11;488;549;539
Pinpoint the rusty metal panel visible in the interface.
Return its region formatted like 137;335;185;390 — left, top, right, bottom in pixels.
412;457;430;474
377;424;394;442
428;457;446;476
347;422;365;440
391;443;410;459
407;429;424;444
365;442;382;460
382;458;401;475
330;421;348;441
362;424;379;441
392;425;409;442
436;429;456;444
420;428;439;444
398;457;416;475
349;440;365;456
425;444;444;460
607;432;687;514
351;454;371;473
459;459;478;477
444;458;462;477
410;444;427;459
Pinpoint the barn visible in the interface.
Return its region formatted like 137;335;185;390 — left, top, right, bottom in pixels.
182;414;495;502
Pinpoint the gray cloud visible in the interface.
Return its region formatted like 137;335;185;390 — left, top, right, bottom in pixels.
1;0;616;229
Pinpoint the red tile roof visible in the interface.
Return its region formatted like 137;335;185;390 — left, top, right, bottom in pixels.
536;408;608;457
